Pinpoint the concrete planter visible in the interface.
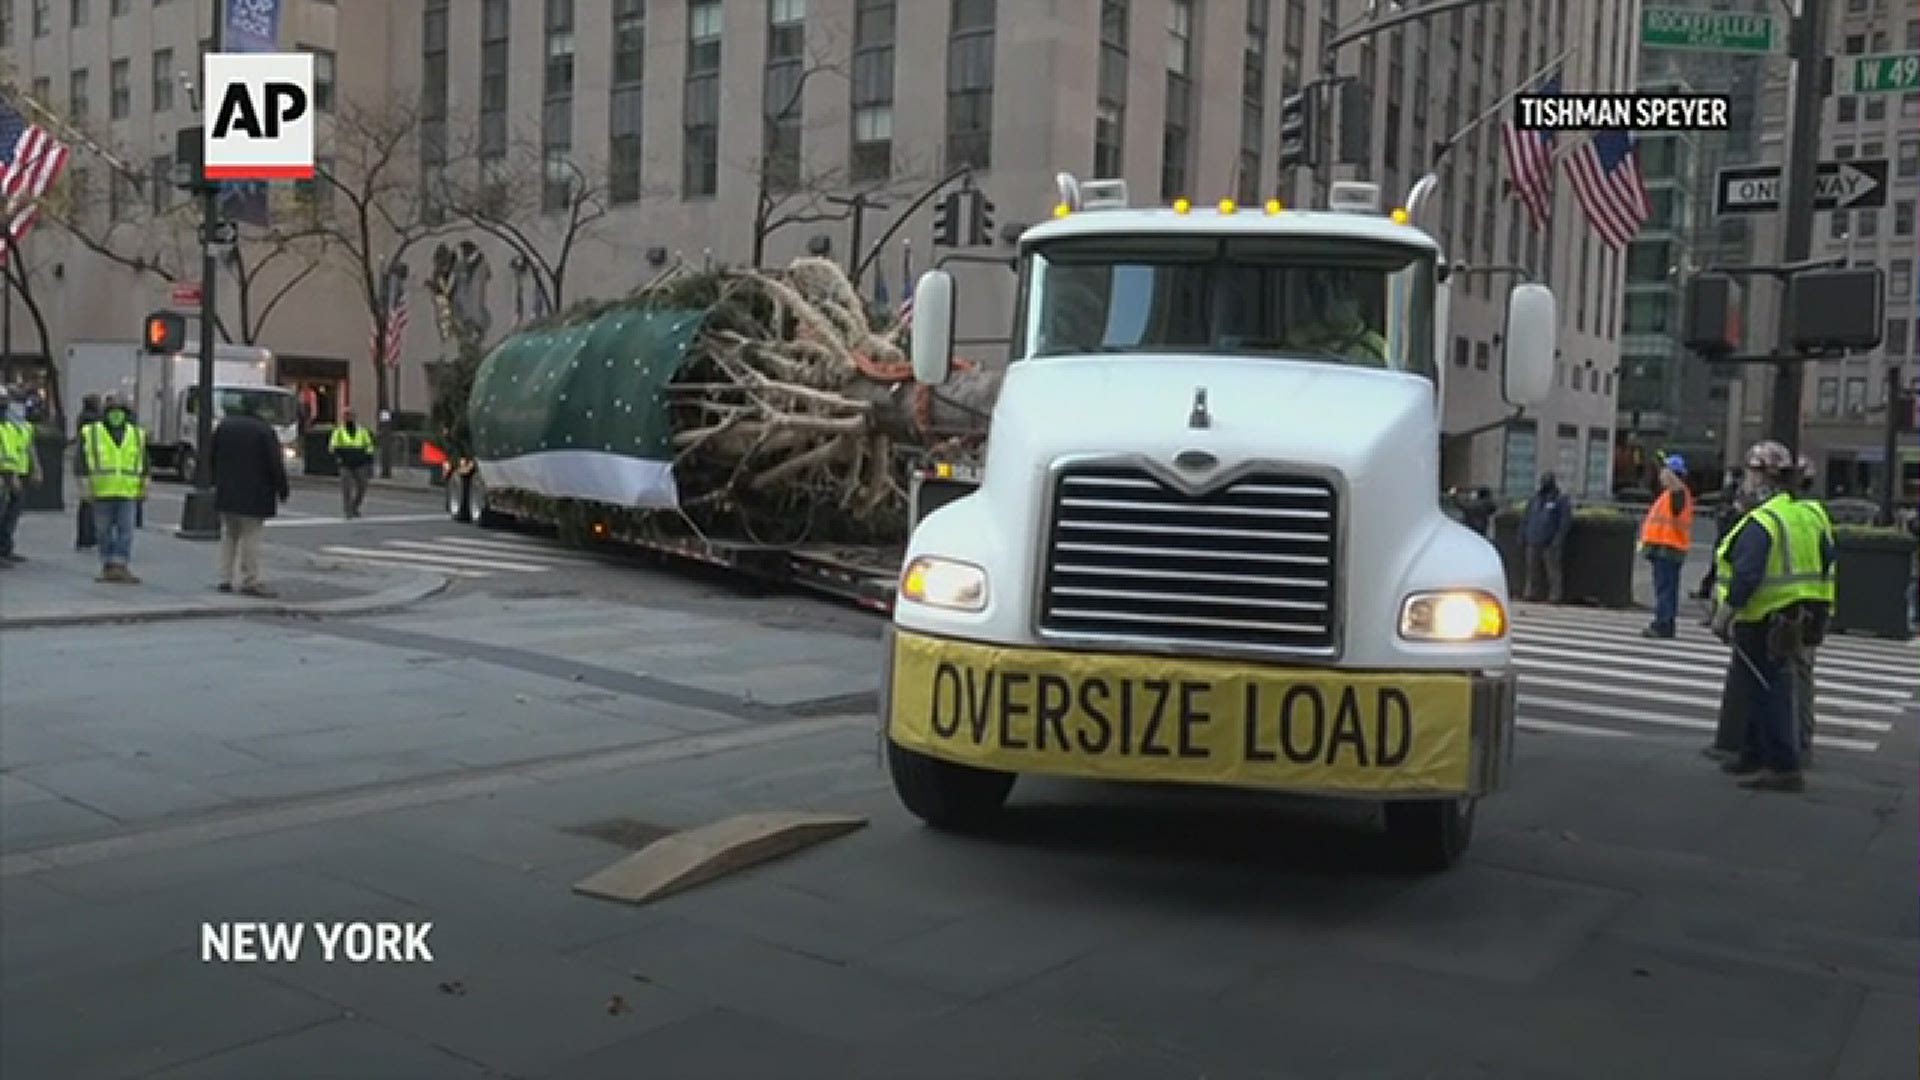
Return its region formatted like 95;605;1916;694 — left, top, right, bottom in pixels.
20;430;65;511
1832;533;1917;641
303;429;339;476
1491;512;1638;609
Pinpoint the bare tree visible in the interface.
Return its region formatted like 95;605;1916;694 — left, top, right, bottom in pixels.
435;137;612;316
1;226;66;425
309;100;452;455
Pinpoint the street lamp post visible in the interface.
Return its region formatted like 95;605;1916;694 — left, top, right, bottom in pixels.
177;0;226;541
1765;0;1830;455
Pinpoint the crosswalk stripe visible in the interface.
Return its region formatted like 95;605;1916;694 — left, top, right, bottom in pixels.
1518;717;1636;740
316;553;494;578
1518;694;1881;752
267;514;450;528
1519;607;1920;661
387;539;600;566
318;545;552;573
1512;641;1904;703
1514;624;1919;684
1519;675;1892;733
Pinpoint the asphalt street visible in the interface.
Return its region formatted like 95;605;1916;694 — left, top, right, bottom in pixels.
1;478;1914;1078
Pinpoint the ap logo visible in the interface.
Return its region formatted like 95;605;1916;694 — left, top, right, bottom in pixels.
203;52;313;181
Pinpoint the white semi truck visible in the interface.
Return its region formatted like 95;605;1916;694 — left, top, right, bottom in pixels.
881;175;1556;869
63;341;302;479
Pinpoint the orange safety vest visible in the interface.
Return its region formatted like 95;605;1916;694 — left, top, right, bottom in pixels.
1638;488;1695;552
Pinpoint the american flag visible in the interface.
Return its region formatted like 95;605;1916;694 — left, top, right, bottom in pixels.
0;96;72;264
1500;75;1558;231
373;274;409;369
1567;130;1652;251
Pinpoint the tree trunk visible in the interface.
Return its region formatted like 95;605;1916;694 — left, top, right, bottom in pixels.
9;269;62;426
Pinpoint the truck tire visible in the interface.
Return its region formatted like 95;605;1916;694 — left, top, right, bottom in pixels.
174;446;196;483
470;474;509;528
1383;797;1476;872
446;473;472;523
886;739;1015;832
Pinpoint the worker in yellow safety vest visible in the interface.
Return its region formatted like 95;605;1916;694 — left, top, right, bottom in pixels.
0;386;42;566
75;395;150;584
329;408;377;518
1704;440;1834;792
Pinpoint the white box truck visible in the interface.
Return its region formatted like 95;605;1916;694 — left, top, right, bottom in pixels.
63;341;301;479
878;174;1558;869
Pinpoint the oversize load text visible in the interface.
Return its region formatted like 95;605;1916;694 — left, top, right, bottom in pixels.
1515;93;1732;131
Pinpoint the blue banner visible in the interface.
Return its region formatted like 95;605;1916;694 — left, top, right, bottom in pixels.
223;0;284;53
218;180;270;227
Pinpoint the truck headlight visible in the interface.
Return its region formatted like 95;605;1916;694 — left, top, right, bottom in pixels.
901;556;988;612
1399;590;1507;642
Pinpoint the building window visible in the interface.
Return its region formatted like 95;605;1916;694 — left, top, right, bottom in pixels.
946;0;995;170
70;0;86;27
1817;377;1839;416
1162;0;1194;200
111;0;126;15
1453;336;1468;367
1859;209;1879;240
69;69;89;119
764;0;806;193
1900;139;1919;179
304;47;336;113
1891;319;1908;356
684;0;723;196
1095;1;1128;179
32;0;48;38
1474;341;1491;370
32;76;48;103
1898;200;1915;238
108;170;132;222
544;0;576;212
1838;96;1858;123
109;59;130;120
850;0;896;182
1905;92;1920;119
0;3;12;46
1239;0;1268;205
1891;259;1912;297
480;0;510;159
152;49;174;112
609;0;645;204
149;154;172;213
420;0;450;220
1845;377;1867;414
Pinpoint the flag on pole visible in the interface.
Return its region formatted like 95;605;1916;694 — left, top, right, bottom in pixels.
1500;75;1558;231
872;261;890;315
897;242;915;330
373;274;410;369
1566;129;1651;251
0;96;72;264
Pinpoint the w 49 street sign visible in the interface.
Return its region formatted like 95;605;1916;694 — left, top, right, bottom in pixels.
1840;53;1920;95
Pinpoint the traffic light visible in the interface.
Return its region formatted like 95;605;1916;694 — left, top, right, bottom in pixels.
968;191;996;247
1278;86;1318;170
143;311;187;354
933;192;962;247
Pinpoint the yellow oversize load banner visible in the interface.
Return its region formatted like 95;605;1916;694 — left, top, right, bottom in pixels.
889;632;1477;794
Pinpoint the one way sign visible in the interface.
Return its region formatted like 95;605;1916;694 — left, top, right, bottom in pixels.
1715;159;1889;215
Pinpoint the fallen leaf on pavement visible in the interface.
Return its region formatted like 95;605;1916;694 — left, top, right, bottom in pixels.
606;995;629;1015
437;980;467;996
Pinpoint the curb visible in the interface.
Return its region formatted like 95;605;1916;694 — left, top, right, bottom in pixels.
0;570;452;630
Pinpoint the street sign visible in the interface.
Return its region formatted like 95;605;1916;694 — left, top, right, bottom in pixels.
1713;159;1889;215
1640;7;1779;54
1839;53;1920;95
169;282;203;308
199;220;239;245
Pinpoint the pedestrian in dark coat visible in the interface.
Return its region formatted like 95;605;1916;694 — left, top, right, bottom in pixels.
210;402;290;597
1459;486;1498;537
1521;473;1573;602
73;394;101;549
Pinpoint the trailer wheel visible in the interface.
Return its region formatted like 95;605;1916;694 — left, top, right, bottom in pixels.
446;472;472;523
886;739;1015;832
471;474;510;529
1383;797;1476;872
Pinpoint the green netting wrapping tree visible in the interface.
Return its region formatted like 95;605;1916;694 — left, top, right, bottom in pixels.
465;257;1000;544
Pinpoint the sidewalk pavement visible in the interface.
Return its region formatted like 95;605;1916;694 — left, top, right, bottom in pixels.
290;467;440;492
0;507;449;629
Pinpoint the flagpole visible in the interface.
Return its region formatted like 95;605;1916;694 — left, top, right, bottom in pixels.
5;88;142;180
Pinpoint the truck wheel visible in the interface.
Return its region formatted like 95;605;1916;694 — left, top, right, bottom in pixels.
886;740;1015;832
174;447;196;483
1383;797;1476;871
471;475;509;528
446;473;472;523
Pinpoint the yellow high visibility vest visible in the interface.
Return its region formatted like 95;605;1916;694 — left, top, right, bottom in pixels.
330;424;374;451
0;421;29;476
82;422;147;500
1712;493;1829;623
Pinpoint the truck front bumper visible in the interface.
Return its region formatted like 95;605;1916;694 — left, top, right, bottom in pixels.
879;626;1516;799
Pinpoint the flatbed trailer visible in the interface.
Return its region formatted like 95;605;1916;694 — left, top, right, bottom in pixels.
442;459;983;615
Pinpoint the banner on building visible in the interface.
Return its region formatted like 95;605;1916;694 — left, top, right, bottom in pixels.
224;0;285;54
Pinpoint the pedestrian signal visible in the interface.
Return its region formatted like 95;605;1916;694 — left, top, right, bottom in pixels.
144;311;187;354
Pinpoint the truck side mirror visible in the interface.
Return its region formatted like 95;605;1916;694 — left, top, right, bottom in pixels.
1502;283;1556;408
909;270;956;385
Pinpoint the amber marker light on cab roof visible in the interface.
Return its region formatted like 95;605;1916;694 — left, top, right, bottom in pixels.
1218;198;1237;214
1053;202;1071;218
1172;198;1192;214
1390;207;1411;224
1264;199;1283;215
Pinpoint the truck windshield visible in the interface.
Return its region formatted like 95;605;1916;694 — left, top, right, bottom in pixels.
187;388;298;426
1017;234;1437;378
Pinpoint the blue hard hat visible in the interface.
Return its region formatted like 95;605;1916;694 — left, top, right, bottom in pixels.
1664;454;1687;476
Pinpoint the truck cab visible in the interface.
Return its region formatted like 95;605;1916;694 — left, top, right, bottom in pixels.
880;174;1556;869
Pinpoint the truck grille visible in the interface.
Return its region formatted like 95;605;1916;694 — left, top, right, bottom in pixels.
1039;465;1338;651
